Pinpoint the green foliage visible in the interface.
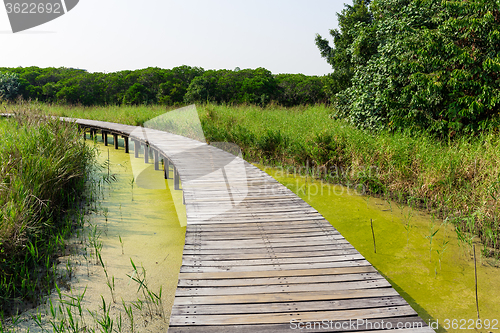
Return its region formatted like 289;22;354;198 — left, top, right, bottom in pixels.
0;72;21;101
274;74;328;106
0;65;333;107
184;68;278;105
320;0;500;135
0;66;205;106
123;83;151;105
315;0;374;94
0;104;96;313
157;65;205;105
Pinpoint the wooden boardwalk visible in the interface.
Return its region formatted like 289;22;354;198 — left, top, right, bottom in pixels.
56;118;433;332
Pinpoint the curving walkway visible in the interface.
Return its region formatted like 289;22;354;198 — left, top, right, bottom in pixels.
39;117;433;332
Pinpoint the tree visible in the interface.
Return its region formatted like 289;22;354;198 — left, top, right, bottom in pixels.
184;71;222;103
275;74;327;106
123;83;151;105
157;66;204;105
320;0;500;135
184;68;278;105
0;72;21;100
315;0;374;94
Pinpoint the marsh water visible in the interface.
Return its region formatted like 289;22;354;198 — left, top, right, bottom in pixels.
11;136;500;333
13;138;186;332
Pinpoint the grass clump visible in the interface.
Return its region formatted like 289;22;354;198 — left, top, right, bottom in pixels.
0;103;96;315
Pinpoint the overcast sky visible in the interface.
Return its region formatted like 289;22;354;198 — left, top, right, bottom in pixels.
0;1;346;75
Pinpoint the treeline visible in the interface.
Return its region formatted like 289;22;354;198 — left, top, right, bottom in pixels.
316;0;500;136
0;66;330;107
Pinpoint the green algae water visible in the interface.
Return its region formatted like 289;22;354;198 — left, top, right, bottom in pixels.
75;140;186;329
257;165;500;333
11;139;186;332
78;140;187;324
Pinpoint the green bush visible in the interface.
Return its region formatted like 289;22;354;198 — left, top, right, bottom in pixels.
0;72;21;101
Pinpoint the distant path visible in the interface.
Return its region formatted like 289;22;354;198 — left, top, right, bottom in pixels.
4;115;434;332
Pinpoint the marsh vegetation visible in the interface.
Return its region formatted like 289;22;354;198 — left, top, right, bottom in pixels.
0;106;95;315
1;137;184;332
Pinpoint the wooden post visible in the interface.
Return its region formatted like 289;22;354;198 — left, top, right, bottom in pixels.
124;136;129;153
134;140;140;158
144;144;149;163
83;129;86;140
90;129;94;140
174;166;180;190
163;157;170;179
113;134;118;149
154;150;159;171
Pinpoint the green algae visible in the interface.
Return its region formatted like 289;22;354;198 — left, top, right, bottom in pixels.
87;141;186;323
258;165;500;333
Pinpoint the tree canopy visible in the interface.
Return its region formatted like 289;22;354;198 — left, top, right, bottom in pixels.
0;66;330;107
0;72;22;101
318;0;500;135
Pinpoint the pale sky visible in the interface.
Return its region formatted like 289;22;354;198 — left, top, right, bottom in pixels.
0;1;346;75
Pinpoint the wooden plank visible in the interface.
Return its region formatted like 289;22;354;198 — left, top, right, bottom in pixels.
185;232;344;242
167;317;432;333
182;238;349;249
174;279;391;297
178;272;383;288
186;219;333;230
184;230;341;241
168;305;418;326
180;254;365;267
185;225;337;235
171;295;406;315
180;249;359;261
182;243;354;255
180;260;372;273
178;266;377;281
185;216;328;224
171;288;399;306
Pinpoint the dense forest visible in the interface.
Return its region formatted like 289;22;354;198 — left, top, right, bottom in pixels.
0;66;329;107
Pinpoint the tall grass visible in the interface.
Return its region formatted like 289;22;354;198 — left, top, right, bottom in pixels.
38;103;175;127
0;104;96;314
40;102;500;257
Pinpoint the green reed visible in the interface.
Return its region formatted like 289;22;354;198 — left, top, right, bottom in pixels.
0;104;96;314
